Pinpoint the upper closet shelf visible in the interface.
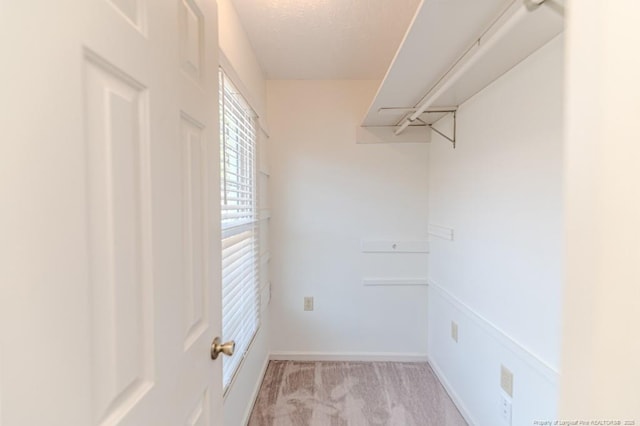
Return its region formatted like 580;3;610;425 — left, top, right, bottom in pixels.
357;0;564;143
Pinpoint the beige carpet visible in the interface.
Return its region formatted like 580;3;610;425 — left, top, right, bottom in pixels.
248;361;467;426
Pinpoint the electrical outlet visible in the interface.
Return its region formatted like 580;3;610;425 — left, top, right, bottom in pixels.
500;365;514;397
304;296;314;311
451;321;458;342
500;394;512;425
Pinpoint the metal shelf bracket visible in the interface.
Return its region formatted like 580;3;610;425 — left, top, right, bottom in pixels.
431;110;456;148
414;109;457;149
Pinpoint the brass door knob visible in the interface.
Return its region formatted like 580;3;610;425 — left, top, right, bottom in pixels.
211;337;235;360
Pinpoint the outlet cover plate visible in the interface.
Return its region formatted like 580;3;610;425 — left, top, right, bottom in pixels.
500;394;512;425
304;296;314;311
500;365;514;397
451;321;458;342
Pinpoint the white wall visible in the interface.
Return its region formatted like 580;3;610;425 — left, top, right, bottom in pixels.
217;0;266;118
217;1;271;424
267;80;430;360
428;35;564;425
561;0;640;418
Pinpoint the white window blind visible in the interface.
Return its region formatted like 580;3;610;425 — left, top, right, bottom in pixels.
219;68;259;390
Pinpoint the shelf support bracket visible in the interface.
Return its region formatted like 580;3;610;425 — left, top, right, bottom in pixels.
426;110;457;148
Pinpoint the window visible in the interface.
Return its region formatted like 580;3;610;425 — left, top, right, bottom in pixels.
219;68;259;390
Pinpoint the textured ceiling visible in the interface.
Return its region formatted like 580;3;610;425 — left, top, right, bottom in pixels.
229;0;422;79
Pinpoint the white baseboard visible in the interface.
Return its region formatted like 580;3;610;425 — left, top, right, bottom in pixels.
269;352;429;362
241;355;270;426
427;355;477;426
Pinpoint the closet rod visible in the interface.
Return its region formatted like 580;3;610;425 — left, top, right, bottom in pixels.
395;0;542;136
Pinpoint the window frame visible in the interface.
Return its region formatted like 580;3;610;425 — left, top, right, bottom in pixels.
218;67;261;393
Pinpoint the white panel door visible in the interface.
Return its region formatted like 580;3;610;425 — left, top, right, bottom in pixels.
0;0;223;425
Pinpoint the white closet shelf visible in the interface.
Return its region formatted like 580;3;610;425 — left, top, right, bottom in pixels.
360;0;564;133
